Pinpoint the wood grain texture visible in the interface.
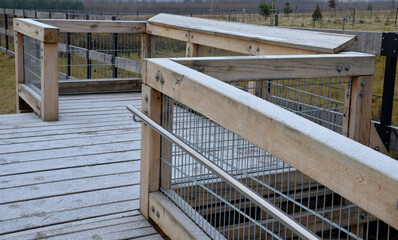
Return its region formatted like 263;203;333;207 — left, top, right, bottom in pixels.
146;58;398;230
38;20;146;33
148;13;356;53
13;18;59;43
18;84;41;115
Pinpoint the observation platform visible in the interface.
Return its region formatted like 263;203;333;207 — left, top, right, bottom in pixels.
0;93;162;240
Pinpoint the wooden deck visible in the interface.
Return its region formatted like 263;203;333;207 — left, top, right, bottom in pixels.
0;93;163;239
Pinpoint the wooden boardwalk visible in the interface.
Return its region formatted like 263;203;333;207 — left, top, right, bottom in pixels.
0;93;163;239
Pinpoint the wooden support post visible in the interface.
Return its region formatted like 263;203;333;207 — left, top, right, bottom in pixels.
186;42;198;57
40;42;58;121
14;32;32;113
140;84;162;219
347;76;373;145
141;33;155;60
342;77;352;137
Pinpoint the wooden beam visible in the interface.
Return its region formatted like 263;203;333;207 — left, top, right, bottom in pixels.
38;20;146;33
174;52;375;81
147;14;357;54
145;58;398;230
146;23;189;43
149;192;211;240
140;84;162;219
14;32;32;113
186;42;199;57
18;84;41;116
14;19;59;43
40;42;59;121
59;78;142;94
369;123;388;154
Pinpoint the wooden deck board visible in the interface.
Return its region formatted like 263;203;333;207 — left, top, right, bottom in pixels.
0;93;163;239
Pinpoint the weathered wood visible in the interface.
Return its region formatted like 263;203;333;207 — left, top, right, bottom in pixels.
18;84;41;115
38;20;146;33
175;52;375;81
13;18;59;43
14;32;32;113
347;76;373;145
146;58;398;229
148;14;356;54
40;42;59;121
149;192;211;240
59;78;141;94
140;84;162;219
369;123;388;154
186;42;199;57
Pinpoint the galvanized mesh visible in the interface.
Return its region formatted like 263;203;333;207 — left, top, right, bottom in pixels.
23;35;41;94
159;95;397;240
58;32;141;80
230;77;349;135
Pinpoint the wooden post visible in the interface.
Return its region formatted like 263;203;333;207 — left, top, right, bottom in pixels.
14;32;32;113
141;33;155;60
347;76;373;145
40;42;59;121
186;42;198;57
140;84;162;219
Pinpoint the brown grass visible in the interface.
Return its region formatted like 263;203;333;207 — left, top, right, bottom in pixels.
0;52;15;114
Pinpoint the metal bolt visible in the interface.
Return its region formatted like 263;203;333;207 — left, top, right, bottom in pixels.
198;66;205;72
344;65;350;71
144;95;148;103
374;146;380;151
190;194;196;200
160;76;164;85
156;210;160;218
16;23;19;26
249;45;252;50
256;48;260;52
191;35;194;39
155;72;160;81
360;211;367;220
151;205;155;213
336;66;342;73
361;81;366;87
359;91;364;97
346;94;350;98
35;30;39;34
144;109;148;115
185;33;188;37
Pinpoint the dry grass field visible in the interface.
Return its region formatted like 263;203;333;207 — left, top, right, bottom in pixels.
0;52;15;114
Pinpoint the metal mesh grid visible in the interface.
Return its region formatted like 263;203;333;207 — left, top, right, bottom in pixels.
58;32;141;80
153;36;186;58
23;35;41;94
230;77;349;135
160;95;397;240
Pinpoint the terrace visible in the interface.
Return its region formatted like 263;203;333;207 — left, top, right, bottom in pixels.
0;13;397;240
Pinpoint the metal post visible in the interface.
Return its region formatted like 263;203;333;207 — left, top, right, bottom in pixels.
112;16;118;79
86;14;91;79
5;14;8;52
66;13;71;78
378;32;398;151
342;17;345;30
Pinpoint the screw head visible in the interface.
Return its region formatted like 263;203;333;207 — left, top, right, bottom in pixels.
361;81;366;87
336;66;342;73
144;109;148;115
374;146;380;151
344;65;350;71
160;76;164;85
360;211;367;220
144;95;148;103
155;72;160;81
156;210;160;218
359;91;364;97
151;205;155;213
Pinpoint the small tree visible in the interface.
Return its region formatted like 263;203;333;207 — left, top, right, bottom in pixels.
283;2;292;17
259;2;272;19
367;3;373;11
312;4;323;21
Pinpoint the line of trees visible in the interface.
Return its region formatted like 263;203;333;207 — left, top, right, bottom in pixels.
0;0;84;10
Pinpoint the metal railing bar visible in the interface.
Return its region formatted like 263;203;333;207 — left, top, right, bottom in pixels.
127;104;321;240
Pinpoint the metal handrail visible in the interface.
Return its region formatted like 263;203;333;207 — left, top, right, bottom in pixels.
126;104;321;240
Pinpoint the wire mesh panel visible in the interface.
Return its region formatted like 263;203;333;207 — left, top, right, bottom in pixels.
230;77;349;135
159;95;397;240
154;36;186;58
58;32;141;80
23;35;41;94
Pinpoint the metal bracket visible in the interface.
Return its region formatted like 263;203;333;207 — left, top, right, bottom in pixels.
132;115;142;123
381;32;398;57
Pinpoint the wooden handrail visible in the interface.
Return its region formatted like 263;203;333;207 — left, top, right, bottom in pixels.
13;18;59;43
38;20;146;33
143;56;398;230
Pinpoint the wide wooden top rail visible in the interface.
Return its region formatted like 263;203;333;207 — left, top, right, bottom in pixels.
143;54;398;230
174;52;375;81
147;13;357;54
13;18;59;43
38;19;146;33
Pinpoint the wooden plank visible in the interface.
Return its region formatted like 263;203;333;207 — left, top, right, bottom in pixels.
140;84;162;219
18;84;41;115
13;18;59;43
14;32;32;113
186;42;198;57
146;23;189;43
369;123;388;154
148;14;357;54
175;52;375;81
38;20;146;33
347;76;373;145
149;192;211;240
145;58;398;229
40;42;59;121
59;78;141;94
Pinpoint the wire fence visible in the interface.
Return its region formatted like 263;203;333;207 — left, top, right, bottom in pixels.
23;35;41;94
160;95;397;239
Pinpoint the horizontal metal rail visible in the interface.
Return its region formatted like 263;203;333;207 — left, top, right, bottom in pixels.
126;104;320;240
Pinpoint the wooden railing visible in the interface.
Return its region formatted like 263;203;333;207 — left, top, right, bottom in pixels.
139;53;398;238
